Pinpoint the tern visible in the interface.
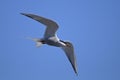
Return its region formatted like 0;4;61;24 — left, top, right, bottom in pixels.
21;13;78;75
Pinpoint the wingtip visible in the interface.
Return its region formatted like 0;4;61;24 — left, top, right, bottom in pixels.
75;72;78;76
74;69;78;76
20;13;26;15
20;13;33;18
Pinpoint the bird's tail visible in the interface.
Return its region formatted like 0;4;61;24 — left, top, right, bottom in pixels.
26;37;44;47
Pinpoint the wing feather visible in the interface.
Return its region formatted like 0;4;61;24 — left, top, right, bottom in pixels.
21;13;59;38
61;42;78;75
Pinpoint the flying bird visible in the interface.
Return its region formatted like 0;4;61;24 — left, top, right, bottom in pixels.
21;13;78;75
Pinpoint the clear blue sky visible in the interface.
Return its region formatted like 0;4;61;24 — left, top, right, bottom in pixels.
0;0;120;80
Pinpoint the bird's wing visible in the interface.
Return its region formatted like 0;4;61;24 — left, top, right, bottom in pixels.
21;13;59;38
61;41;78;75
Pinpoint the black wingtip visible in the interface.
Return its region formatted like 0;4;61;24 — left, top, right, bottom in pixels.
76;72;78;76
20;13;33;18
20;13;32;18
74;68;78;76
20;13;26;15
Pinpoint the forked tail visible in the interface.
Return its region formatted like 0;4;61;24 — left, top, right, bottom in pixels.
26;37;44;47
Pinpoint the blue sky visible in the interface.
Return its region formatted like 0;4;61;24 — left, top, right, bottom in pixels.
0;0;120;80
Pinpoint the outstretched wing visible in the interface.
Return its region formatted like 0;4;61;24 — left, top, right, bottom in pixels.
21;13;59;38
61;41;78;75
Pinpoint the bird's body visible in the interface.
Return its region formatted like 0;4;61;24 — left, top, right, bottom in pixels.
45;35;64;47
21;13;78;75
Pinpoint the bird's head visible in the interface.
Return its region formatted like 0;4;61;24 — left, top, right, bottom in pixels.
60;40;72;47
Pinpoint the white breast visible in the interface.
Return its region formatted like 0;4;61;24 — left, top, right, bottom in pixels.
48;35;59;42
